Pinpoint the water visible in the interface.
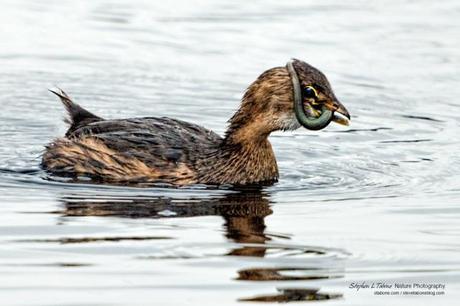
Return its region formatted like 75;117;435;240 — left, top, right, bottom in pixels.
1;0;459;305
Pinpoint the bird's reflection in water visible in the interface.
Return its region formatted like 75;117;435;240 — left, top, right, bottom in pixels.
57;188;342;302
59;189;276;256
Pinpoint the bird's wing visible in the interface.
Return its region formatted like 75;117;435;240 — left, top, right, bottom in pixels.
67;117;222;167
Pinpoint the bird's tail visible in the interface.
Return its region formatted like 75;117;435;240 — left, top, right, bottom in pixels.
49;88;102;127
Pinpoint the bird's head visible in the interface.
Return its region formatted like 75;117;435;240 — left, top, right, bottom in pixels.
286;59;350;130
226;59;350;144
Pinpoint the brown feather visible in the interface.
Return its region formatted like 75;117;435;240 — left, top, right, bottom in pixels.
42;61;338;186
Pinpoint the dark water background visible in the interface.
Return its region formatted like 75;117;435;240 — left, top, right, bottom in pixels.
1;0;459;305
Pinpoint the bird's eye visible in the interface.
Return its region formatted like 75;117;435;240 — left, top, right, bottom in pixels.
303;86;318;99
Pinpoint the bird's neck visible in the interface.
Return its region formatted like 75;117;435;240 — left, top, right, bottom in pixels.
196;84;282;185
223;77;282;145
224;114;273;145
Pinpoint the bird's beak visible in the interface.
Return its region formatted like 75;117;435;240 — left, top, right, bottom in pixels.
323;99;351;126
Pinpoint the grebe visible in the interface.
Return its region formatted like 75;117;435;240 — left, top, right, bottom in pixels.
42;59;350;186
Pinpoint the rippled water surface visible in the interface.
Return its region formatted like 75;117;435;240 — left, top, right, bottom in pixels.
1;0;460;305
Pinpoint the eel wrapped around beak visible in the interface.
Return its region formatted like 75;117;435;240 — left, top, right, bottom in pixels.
298;99;350;130
286;59;350;130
